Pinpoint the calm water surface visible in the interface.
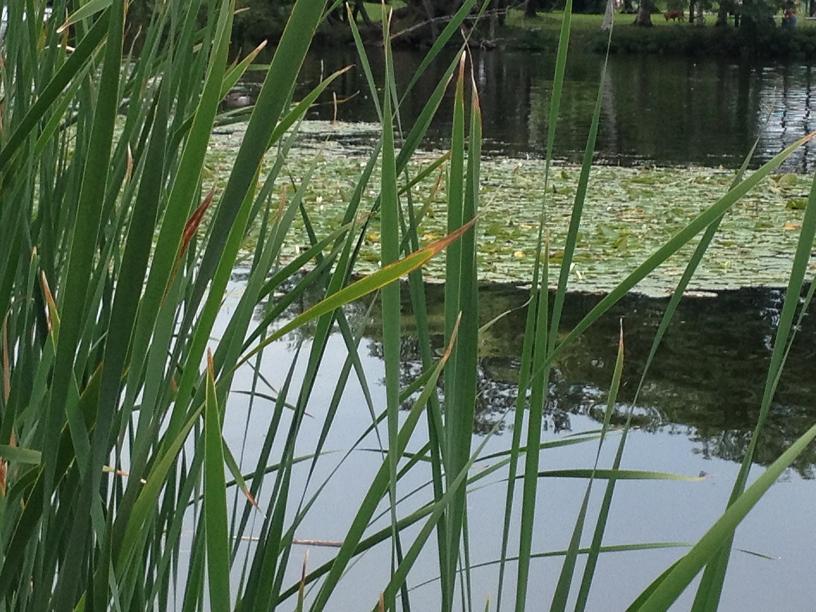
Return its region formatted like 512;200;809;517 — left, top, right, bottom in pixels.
226;48;816;609
239;46;816;171
221;279;816;611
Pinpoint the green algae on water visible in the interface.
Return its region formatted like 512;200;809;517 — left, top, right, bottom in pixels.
207;120;816;297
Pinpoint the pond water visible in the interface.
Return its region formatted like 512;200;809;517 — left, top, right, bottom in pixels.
223;279;816;610
239;46;816;171
223;47;816;609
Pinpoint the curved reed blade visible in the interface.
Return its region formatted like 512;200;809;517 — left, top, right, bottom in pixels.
551;324;623;611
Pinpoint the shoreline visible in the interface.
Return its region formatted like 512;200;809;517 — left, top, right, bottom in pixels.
235;10;816;61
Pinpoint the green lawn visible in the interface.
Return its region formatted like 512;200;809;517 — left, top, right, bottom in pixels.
357;4;816;32
503;7;816;30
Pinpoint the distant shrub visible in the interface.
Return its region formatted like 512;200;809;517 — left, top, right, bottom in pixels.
233;0;290;42
589;24;816;59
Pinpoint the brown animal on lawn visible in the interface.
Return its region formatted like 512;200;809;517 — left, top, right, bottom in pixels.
664;9;686;21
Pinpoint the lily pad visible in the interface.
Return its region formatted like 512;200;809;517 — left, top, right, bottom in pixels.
206;120;816;297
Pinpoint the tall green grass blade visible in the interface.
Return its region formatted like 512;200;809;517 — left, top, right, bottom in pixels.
310;320;461;611
494;254;539;609
380;422;494;611
500;2;573;608
47;2;125;604
548;14;611;352
442;53;468;612
398;156;451;605
204;354;231;612
379;13;403;603
446;64;481;612
512;256;550;612
346;6;381;120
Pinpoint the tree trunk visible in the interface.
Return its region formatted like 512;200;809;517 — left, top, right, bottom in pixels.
716;2;728;25
525;0;537;18
635;0;652;25
689;0;696;23
497;0;507;25
601;0;614;30
739;0;759;31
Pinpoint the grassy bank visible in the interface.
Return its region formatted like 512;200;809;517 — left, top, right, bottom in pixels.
231;5;816;60
497;9;816;59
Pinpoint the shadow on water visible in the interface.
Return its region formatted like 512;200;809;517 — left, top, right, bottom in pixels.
251;275;816;477
236;46;816;171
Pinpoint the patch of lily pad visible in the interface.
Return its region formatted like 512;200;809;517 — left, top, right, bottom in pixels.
206;120;816;297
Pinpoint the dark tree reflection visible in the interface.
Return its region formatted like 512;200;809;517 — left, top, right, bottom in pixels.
236;47;816;171
252;269;816;476
358;283;816;477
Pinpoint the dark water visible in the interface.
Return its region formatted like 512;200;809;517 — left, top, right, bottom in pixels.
239;46;816;171
262;280;816;477
402;286;816;473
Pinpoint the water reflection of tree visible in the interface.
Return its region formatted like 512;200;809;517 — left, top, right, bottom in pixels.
278;48;816;171
256;274;816;475
361;284;816;477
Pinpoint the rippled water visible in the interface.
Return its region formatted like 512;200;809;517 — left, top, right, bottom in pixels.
237;46;816;171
